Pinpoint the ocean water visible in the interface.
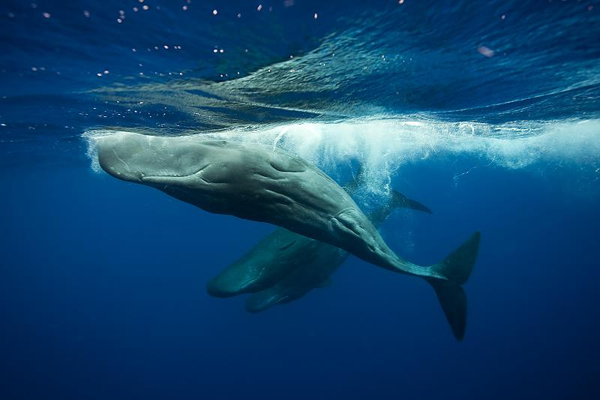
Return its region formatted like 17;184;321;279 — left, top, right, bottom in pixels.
1;1;599;399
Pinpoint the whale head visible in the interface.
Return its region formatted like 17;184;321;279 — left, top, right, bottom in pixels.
206;248;286;298
95;132;212;187
205;265;264;298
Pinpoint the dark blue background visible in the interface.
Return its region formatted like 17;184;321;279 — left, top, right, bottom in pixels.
1;1;599;399
1;160;599;399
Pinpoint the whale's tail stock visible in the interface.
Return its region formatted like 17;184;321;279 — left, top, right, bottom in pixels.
426;232;481;341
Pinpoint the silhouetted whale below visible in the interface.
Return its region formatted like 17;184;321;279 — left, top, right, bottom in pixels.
240;190;430;313
95;131;480;339
208;186;477;340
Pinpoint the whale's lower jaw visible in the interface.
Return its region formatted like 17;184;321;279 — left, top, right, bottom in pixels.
245;293;287;313
141;175;191;185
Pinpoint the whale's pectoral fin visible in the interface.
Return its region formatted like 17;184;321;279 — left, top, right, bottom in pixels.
426;231;481;341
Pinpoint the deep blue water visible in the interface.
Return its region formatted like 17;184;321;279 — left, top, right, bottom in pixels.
1;1;600;399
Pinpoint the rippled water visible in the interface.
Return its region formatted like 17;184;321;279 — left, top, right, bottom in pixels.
1;0;599;171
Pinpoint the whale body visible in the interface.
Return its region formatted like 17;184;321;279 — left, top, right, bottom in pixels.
96;132;462;279
95;131;481;339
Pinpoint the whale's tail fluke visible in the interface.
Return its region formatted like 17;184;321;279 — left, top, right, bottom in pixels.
368;190;432;227
427;280;468;341
389;190;433;214
426;231;481;341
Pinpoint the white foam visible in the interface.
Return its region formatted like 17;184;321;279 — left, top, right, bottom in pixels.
83;118;600;193
82;129;122;173
202;118;600;193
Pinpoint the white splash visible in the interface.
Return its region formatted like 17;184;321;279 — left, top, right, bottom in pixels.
82;129;121;173
83;118;600;193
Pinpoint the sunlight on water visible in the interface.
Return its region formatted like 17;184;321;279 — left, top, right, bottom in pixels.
84;118;600;195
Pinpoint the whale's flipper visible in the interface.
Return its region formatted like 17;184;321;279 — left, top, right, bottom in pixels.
427;232;481;341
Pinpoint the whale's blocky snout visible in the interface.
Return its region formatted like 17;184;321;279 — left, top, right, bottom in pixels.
95;132;149;182
95;132;212;186
206;275;251;298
